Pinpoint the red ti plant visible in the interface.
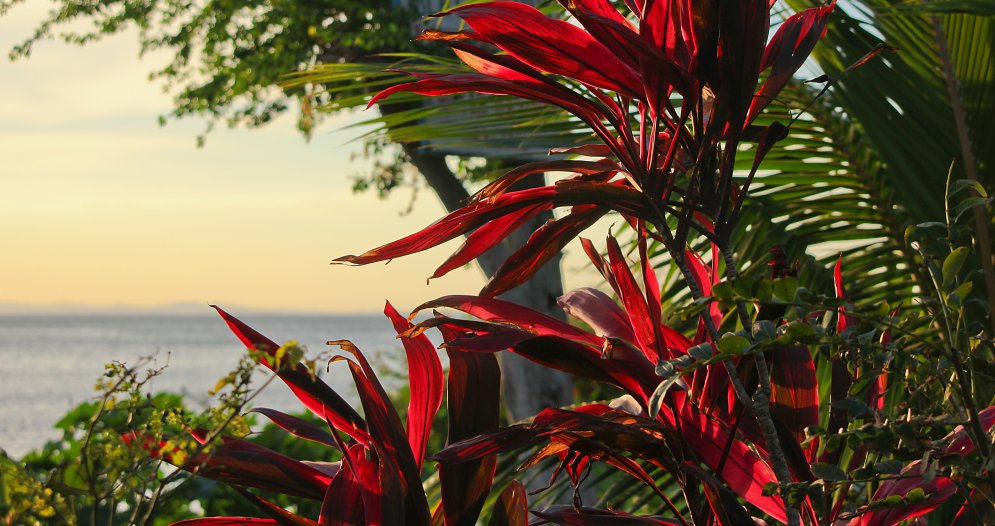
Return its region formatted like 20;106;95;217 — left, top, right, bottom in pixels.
155;1;995;525
333;0;841;524
330;0;993;524
157;304;527;526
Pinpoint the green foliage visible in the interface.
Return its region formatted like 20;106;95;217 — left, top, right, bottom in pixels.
0;349;341;525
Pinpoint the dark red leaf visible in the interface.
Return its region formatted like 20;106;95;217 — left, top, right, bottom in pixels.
318;444;366;526
234;489;318;526
715;0;769;133
440;1;643;97
184;434;333;501
385;301;444;471
328;341;431;526
855;460;956;526
605;235;665;364
248;408;339;449
481;206;605;297
170;520;279;526
439;327;502;526
334;187;555;266
769;345;819;457
432;203;547;280
212;306;367;443
747;1;837;123
680;462;757;526
488;481;529;526
432;425;536;466
557;287;636;343
532;505;683;525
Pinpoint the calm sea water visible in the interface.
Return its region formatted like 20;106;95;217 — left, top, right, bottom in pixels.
0;311;424;458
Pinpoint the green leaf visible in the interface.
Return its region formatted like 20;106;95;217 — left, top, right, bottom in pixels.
955;197;991;222
717;334;751;356
772;277;799;302
688;342;714;361
942;247;970;289
711;281;733;299
648;376;685;419
873;459;903;475
951;179;988;198
754;279;773;302
753;320;777;341
810;462;847;482
904;487;927;503
732;276;756;299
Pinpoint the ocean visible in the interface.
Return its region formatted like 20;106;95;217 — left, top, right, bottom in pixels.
0;311;423;458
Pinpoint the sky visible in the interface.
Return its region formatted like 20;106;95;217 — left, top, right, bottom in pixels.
0;3;504;313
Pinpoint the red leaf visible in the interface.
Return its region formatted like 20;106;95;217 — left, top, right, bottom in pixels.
171;520;280;526
685;249;722;340
184;434;333;501
440;325;502;526
433;203;547;280
769;345;819;457
328;341;431;526
481;206;605;297
826;258;854;445
833;256;854;334
368;72;619;152
641;0;696;71
318;444;366;526
234;489;318;526
855;460;956;526
605;235;664;364
441;1;643;97
532;505;683;525
212;306;367;443
668;406;787;523
471;160;618;204
248;408;339;449
943;405;995;456
413;295;600;345
384;301;444;471
488;481;529;526
557;0;639;69
748;1;837;123
557;287;637;343
412;297;658;401
334;187;555;266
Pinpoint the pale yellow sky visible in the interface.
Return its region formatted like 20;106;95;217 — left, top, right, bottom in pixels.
0;3;495;313
0;3;608;313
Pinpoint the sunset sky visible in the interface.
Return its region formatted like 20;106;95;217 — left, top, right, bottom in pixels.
0;3;491;313
0;3;610;313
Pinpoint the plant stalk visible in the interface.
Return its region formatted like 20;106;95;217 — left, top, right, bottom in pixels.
929;14;995;337
663;229;801;526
